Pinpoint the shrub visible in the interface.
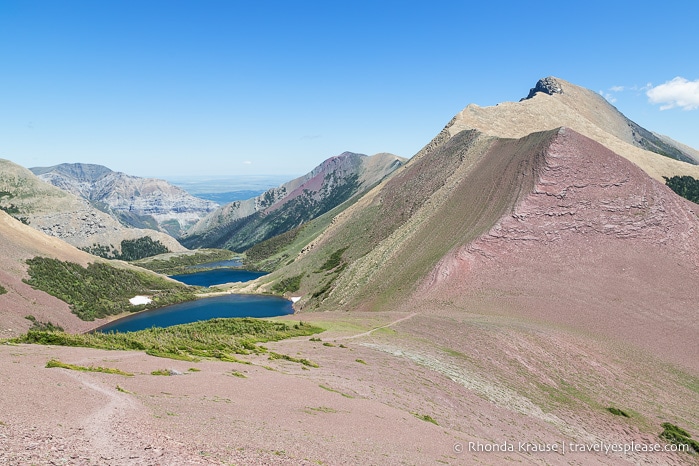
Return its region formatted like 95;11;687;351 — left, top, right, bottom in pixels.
135;249;236;274
317;247;349;272
81;237;170;261
24;315;64;332
14;318;323;363
606;407;630;417
664;175;699;204
271;273;303;294
46;359;133;376
660;423;699;453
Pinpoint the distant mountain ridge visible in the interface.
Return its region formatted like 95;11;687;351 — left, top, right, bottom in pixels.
30;163;218;236
0;159;185;254
181;152;405;252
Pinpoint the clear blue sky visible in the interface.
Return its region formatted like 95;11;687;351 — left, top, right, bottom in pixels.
1;1;698;177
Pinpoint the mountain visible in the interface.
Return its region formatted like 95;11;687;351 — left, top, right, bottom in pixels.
180;151;405;252
30;163;218;237
253;79;699;372
4;77;699;463
208;77;699;462
0;159;186;254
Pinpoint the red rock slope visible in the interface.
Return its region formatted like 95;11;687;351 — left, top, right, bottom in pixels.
421;127;699;371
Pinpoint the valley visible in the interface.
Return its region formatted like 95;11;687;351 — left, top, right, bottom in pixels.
1;77;698;465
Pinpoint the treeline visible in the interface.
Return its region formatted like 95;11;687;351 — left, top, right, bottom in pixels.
135;249;236;275
664;175;699;204
24;257;195;321
81;237;170;261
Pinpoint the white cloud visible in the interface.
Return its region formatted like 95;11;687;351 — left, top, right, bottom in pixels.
599;90;617;103
610;85;625;92
647;77;699;110
242;161;252;165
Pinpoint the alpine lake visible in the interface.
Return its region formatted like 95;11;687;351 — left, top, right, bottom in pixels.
95;261;293;333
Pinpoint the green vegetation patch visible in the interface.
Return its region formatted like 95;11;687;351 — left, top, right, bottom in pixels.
317;247;349;272
271;273;303;294
46;358;134;376
268;351;319;367
606;407;630;417
134;249;237;275
150;369;171;376
660;422;699;453
23;257;195;320
25;315;64;332
0;190;29;224
413;413;439;425
665;175;699;204
319;384;354;398
14;318;323;363
245;227;303;266
0;284;6;295
81;237;170;261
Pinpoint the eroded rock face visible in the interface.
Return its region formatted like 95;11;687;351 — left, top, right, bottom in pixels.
467;128;699;259
524;76;564;100
0;159;186;253
31;163;218;236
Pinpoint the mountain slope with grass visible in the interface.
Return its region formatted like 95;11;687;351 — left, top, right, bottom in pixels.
30;163;218;236
180;152;405;252
260;124;699;368
0;210;189;336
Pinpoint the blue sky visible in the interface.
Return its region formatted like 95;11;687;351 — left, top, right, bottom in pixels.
1;1;697;177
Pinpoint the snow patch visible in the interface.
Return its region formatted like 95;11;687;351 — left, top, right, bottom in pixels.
129;295;152;306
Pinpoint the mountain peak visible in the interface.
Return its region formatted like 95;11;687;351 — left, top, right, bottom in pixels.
524;76;564;100
30;162;114;182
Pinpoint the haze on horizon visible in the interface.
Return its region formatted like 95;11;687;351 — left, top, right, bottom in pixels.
1;0;698;178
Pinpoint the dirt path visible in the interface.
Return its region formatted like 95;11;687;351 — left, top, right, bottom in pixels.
337;312;418;340
65;371;139;462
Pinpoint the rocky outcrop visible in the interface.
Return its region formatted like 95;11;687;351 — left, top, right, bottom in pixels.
30;163;218;236
524;76;564;99
462;76;699;173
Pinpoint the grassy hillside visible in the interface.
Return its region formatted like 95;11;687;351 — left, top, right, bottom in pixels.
258;129;553;311
24;257;195;320
183;173;362;252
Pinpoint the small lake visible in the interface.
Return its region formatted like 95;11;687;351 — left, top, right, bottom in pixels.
95;294;294;333
170;268;267;287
